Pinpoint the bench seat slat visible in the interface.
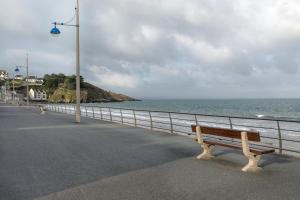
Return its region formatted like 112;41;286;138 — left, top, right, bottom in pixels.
204;139;275;155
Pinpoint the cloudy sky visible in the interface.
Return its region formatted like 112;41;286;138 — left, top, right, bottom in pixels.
1;0;300;99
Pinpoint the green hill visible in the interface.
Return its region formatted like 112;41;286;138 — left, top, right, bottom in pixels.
15;73;137;103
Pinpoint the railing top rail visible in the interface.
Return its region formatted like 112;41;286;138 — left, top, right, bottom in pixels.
78;104;300;124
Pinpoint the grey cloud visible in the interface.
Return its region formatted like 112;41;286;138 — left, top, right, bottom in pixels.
1;0;300;98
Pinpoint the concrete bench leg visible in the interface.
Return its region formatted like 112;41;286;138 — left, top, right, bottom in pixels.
197;143;215;159
242;154;262;172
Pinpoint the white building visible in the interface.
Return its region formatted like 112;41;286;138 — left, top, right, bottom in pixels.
36;78;44;85
0;70;8;80
26;76;38;83
29;88;47;101
15;75;24;80
25;76;44;85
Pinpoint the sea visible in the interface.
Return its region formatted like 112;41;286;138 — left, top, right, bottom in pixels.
87;98;300;121
54;99;300;153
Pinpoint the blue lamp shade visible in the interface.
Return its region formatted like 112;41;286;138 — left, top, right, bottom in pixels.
50;25;61;36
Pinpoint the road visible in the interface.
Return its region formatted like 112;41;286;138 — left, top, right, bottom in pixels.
0;103;299;200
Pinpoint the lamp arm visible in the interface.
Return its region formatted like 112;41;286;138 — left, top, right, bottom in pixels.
53;7;78;27
53;22;78;27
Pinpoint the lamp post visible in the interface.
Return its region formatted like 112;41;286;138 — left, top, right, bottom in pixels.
13;66;21;103
26;52;29;107
50;0;81;123
12;72;15;103
4;81;7;103
16;52;29;107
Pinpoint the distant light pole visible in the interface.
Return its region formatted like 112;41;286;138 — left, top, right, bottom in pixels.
13;66;21;103
50;0;81;123
4;81;7;103
16;52;29;107
26;52;29;107
12;70;16;102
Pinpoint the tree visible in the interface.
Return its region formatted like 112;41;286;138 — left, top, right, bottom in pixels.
64;75;84;90
43;73;84;93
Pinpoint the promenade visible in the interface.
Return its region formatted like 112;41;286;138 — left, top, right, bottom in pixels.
0;103;300;200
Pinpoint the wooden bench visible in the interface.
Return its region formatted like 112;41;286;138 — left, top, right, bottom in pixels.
191;125;275;172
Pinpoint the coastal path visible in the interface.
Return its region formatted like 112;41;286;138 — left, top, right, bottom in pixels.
0;102;300;200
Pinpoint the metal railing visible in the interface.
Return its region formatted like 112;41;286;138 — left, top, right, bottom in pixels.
44;104;300;156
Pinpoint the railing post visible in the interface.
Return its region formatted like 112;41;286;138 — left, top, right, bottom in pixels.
92;107;95;119
120;109;124;124
149;111;153;130
85;106;88;117
65;104;67;113
229;117;234;142
169;112;174;133
133;110;137;127
194;114;198;125
229;117;233;129
277;120;283;154
100;107;103;120
109;107;112;122
73;105;76;115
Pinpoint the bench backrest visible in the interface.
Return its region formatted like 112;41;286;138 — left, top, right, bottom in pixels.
191;125;261;142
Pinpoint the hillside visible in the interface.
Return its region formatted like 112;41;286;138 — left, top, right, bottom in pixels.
81;82;136;103
15;74;137;103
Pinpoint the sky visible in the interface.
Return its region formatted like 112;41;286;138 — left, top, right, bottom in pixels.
1;0;300;99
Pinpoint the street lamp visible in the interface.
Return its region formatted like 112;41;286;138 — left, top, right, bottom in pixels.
50;24;61;36
12;66;20;103
50;0;81;123
15;52;29;107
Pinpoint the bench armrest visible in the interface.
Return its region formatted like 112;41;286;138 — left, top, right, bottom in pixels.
196;126;204;144
241;131;250;157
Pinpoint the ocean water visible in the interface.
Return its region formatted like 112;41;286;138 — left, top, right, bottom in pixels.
50;99;300;153
88;99;300;121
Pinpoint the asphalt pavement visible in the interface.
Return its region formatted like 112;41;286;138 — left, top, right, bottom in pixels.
0;102;299;200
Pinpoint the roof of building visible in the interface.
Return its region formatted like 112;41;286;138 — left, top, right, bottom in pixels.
30;88;47;93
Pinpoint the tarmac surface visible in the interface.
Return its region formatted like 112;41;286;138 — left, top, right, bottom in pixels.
0;102;300;200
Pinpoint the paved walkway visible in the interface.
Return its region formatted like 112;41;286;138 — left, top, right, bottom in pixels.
0;103;299;200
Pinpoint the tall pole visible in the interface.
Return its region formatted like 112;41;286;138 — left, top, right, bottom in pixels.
75;0;81;123
13;72;15;103
26;52;29;107
4;81;7;103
